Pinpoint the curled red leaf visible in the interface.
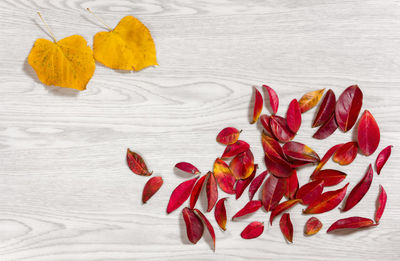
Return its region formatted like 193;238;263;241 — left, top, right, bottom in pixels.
286;99;302;133
263;85;279;114
126;149;152;176
335;85;363;132
327;216;376;233
375;145;392;175
312;113;338;140
264;154;295;178
295;180;324;205
304;217;322;235
182;207;204;244
221;140;250;159
284;170;299;199
206;171;218;212
279;213;293;243
270;115;295;143
213;158;236;194
357;110;380;156
312;89;336;127
167;177;198;214
175;162;200;175
283;141;320;163
232;200;262;220
229;150;255;180
241;221;264;239
310;143;343;179
312;169;347;186
261;174;285;211
142;176;163;203
333;141;358;165
194;209;216;250
249;170;268;200
252;88;263;123
270;199;300;225
375;185;387;223
190;174;207;209
216;127;240;145
298;89;325;113
235;166;256;199
214;198;227;231
260;114;273;134
303;183;349;214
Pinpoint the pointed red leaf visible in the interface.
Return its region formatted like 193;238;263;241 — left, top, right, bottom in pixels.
175;162;200;175
221;140;250;159
342;164;373;211
261;132;286;159
333;141;358;165
376;145;393;175
284;171;299;199
358;110;380;156
249;170;268;200
194;209;216;250
142;176;163;203
312;89;336;127
241;221;264;239
304;217;323;235
182;207;204;244
303;183;349;214
298;89;325;113
232;200;262;220
235;166;256;199
167;177;198;213
279;213;293;243
206;172;218;212
264;154;295;178
312;169;347;186
335;85;363;132
375;185;387;223
327;217;376;233
216;127;240;145
214;198;227;231
252;88;263;123
295;180;324;205
270;115;295;143
213;158;236;194
229;150;255;180
261;175;285;211
126;149;152;176
312;113;338;140
283;141;320;163
286;99;302;133
263;85;279;114
260;114;273;134
310;143;343;179
270;199;300;225
190;174;207;209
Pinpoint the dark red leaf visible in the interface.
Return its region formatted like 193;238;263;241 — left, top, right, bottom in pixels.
312;113;338;140
312;89;336;127
142;176;163;203
284;170;299;199
261;132;286;159
279;213;293;243
283;141;320;163
175;162;200;175
295;180;324;205
221;140;250;159
335;85;363;132
342;164;373;211
375;185;387;223
263;85;279;114
375;145;393;175
249;170;268;200
206;171;218;212
126;149;152;176
312;169;347;186
167;177;198;214
190;174;207;209
357;110;380;156
303;183;349;214
232;200;262;220
216;127;240;145
261;175;285;211
241;221;264;239
260;114;273;135
270;115;295;143
286;99;301;133
194;209;216;250
264;154;295;178
327;217;376;233
182;207;204;244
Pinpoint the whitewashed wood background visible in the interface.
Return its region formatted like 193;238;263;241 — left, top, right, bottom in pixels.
0;0;399;260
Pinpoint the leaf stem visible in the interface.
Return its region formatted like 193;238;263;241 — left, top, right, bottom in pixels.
86;8;112;31
37;12;57;42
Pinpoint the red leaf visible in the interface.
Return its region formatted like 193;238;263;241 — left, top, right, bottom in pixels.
190;174;207;209
260;114;273;134
335;85;363;132
279;213;293;243
375;145;393;175
263;85;279;114
357;110;380;156
303;183;349;214
375;185;387;223
283;141;320;163
312;89;336;127
264;154;295;178
206;171;218;212
216;127;240;145
312;113;338;140
304;217;323;235
312;169;347;186
298;89;325;113
167;177;198;214
240;221;264;239
126;149;152;176
270;199;300;225
295;180;324;205
286;99;302;133
333;141;358;165
261;132;286;159
284;171;299;199
235;166;256;199
327;217;376;233
214;198;227;231
249;170;268;200
182;207;204;244
194;209;216;250
310;144;343;179
142;176;163;203
175;162;200;175
213;158;236;194
229;150;255;180
221;140;250;159
261;175;285;211
270;115;295;143
342;164;373;211
252;88;263;123
232;200;262;220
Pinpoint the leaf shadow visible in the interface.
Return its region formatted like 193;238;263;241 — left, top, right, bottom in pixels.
261;85;274;115
248;86;256;124
23;56;41;85
179;215;191;245
95;61;132;74
173;167;195;180
328;225;377;236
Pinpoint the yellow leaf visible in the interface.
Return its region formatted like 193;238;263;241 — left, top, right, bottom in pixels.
93;16;157;71
28;35;95;91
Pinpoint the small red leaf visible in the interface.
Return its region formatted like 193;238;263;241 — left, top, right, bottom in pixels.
342;164;373;211
375;185;387;223
221;140;250;159
283;141;320;163
270;199;300;225
142;176;163;203
167;177;198;214
298;89;325;113
263;85;279;114
375;145;393;175
190;174;207;209
270;115;295;143
312;113;338;140
232;200;262;220
216;127;240;145
206;171;218;212
260;114;273;134
310;144;343;179
303;183;349;214
213;158;236;194
241;221;264;239
284;170;299;199
295;180;324;205
252;88;263;123
261;175;285;211
304;217;323;235
264;154;295;178
333;141;358;165
279;213;293;243
335;85;363;132
286;99;302;133
194;209;216;250
229;150;255;180
235;166;256;199
312;89;336;127
327;217;375;233
312;169;347;186
175;162;200;175
182;207;204;244
214;198;227;231
126;149;152;176
249;170;268;200
357;110;380;156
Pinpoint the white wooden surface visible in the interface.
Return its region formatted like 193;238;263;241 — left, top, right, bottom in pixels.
1;0;400;260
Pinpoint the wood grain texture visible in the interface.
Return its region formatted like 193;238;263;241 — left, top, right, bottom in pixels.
1;0;400;260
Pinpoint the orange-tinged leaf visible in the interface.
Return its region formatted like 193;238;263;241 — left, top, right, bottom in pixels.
279;213;293;243
261;175;285;211
142;176;163;203
175;162;200;175
357;110;380;156
283;141;320;163
304;183;349;214
190;174;207;209
28;34;95;91
312;89;336;127
270;199;300;225
93;15;157;71
264;154;295;178
312;169;347;186
232;200;262;220
335;85;363;132
221;140;250;159
216;127;240;145
241;221;264;239
284;171;299;199
229;150;255;180
333;141;358;165
298;89;325;113
375;146;392;175
213;158;236;194
286;99;302;133
166;177;198;214
182;207;204;244
310;144;343;179
327;217;376;233
126;149;152;176
312;113;338;140
342;164;373;211
304;217;322;235
375;185;387;223
249;170;268;200
252;88;263;123
206;172;218;212
296;180;324;205
235;166;256;199
263;85;279;114
214;198;227;231
270;115;295;143
194;209;216;250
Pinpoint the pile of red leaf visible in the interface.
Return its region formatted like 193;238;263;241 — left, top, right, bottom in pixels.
126;85;392;249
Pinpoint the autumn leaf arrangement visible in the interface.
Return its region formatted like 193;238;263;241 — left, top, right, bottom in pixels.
127;85;391;249
28;10;157;91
